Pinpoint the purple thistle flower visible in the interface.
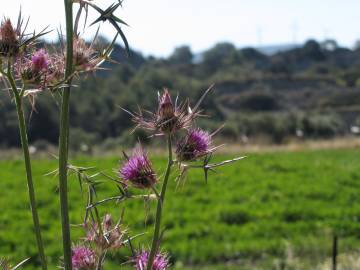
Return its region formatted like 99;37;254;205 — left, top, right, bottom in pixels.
176;128;212;161
31;49;49;72
15;50;52;88
15;56;43;87
71;246;96;270
120;147;157;189
134;250;169;270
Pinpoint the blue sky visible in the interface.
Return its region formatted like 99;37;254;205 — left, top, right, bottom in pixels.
3;0;360;56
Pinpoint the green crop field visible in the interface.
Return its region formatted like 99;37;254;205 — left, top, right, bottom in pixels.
1;148;360;269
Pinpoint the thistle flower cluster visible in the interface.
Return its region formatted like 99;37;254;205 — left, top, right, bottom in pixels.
0;16;53;89
115;86;235;269
0;12;115;95
122;86;220;188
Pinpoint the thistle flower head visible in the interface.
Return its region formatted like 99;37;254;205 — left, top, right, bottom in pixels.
0;19;17;43
71;246;96;270
176;128;212;162
134;250;169;270
86;214;126;250
17;49;66;89
15;49;52;88
31;49;49;72
0;13;48;57
73;38;99;71
120;146;157;189
0;19;19;56
126;85;214;135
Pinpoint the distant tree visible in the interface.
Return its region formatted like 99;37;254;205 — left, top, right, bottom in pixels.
200;42;237;75
239;47;266;61
302;40;325;61
169;45;193;65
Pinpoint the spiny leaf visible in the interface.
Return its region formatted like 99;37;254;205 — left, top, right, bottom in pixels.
87;1;130;55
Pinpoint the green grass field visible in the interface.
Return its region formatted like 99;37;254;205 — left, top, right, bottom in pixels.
1;148;360;269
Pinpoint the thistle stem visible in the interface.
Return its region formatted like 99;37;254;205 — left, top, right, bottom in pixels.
7;68;47;270
59;0;74;269
146;134;173;270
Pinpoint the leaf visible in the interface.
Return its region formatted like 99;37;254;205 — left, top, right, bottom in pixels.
109;19;130;56
87;1;130;55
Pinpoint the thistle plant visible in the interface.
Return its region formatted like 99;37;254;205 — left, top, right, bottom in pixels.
1;1;128;268
60;86;243;270
120;87;244;269
0;12;52;270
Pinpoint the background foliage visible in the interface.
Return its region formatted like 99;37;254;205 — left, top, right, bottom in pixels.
2;39;360;149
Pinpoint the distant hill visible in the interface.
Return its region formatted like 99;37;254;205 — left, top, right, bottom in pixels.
1;39;360;148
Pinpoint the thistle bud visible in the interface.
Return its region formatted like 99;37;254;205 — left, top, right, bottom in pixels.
71;246;96;270
176;129;212;161
0;19;19;56
156;89;178;133
120;147;157;189
158;89;175;119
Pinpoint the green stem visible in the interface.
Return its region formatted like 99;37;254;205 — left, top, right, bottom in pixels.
7;67;47;270
59;0;74;269
146;135;173;270
96;252;105;270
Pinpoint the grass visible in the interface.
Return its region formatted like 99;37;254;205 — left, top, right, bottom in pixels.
1;148;360;269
